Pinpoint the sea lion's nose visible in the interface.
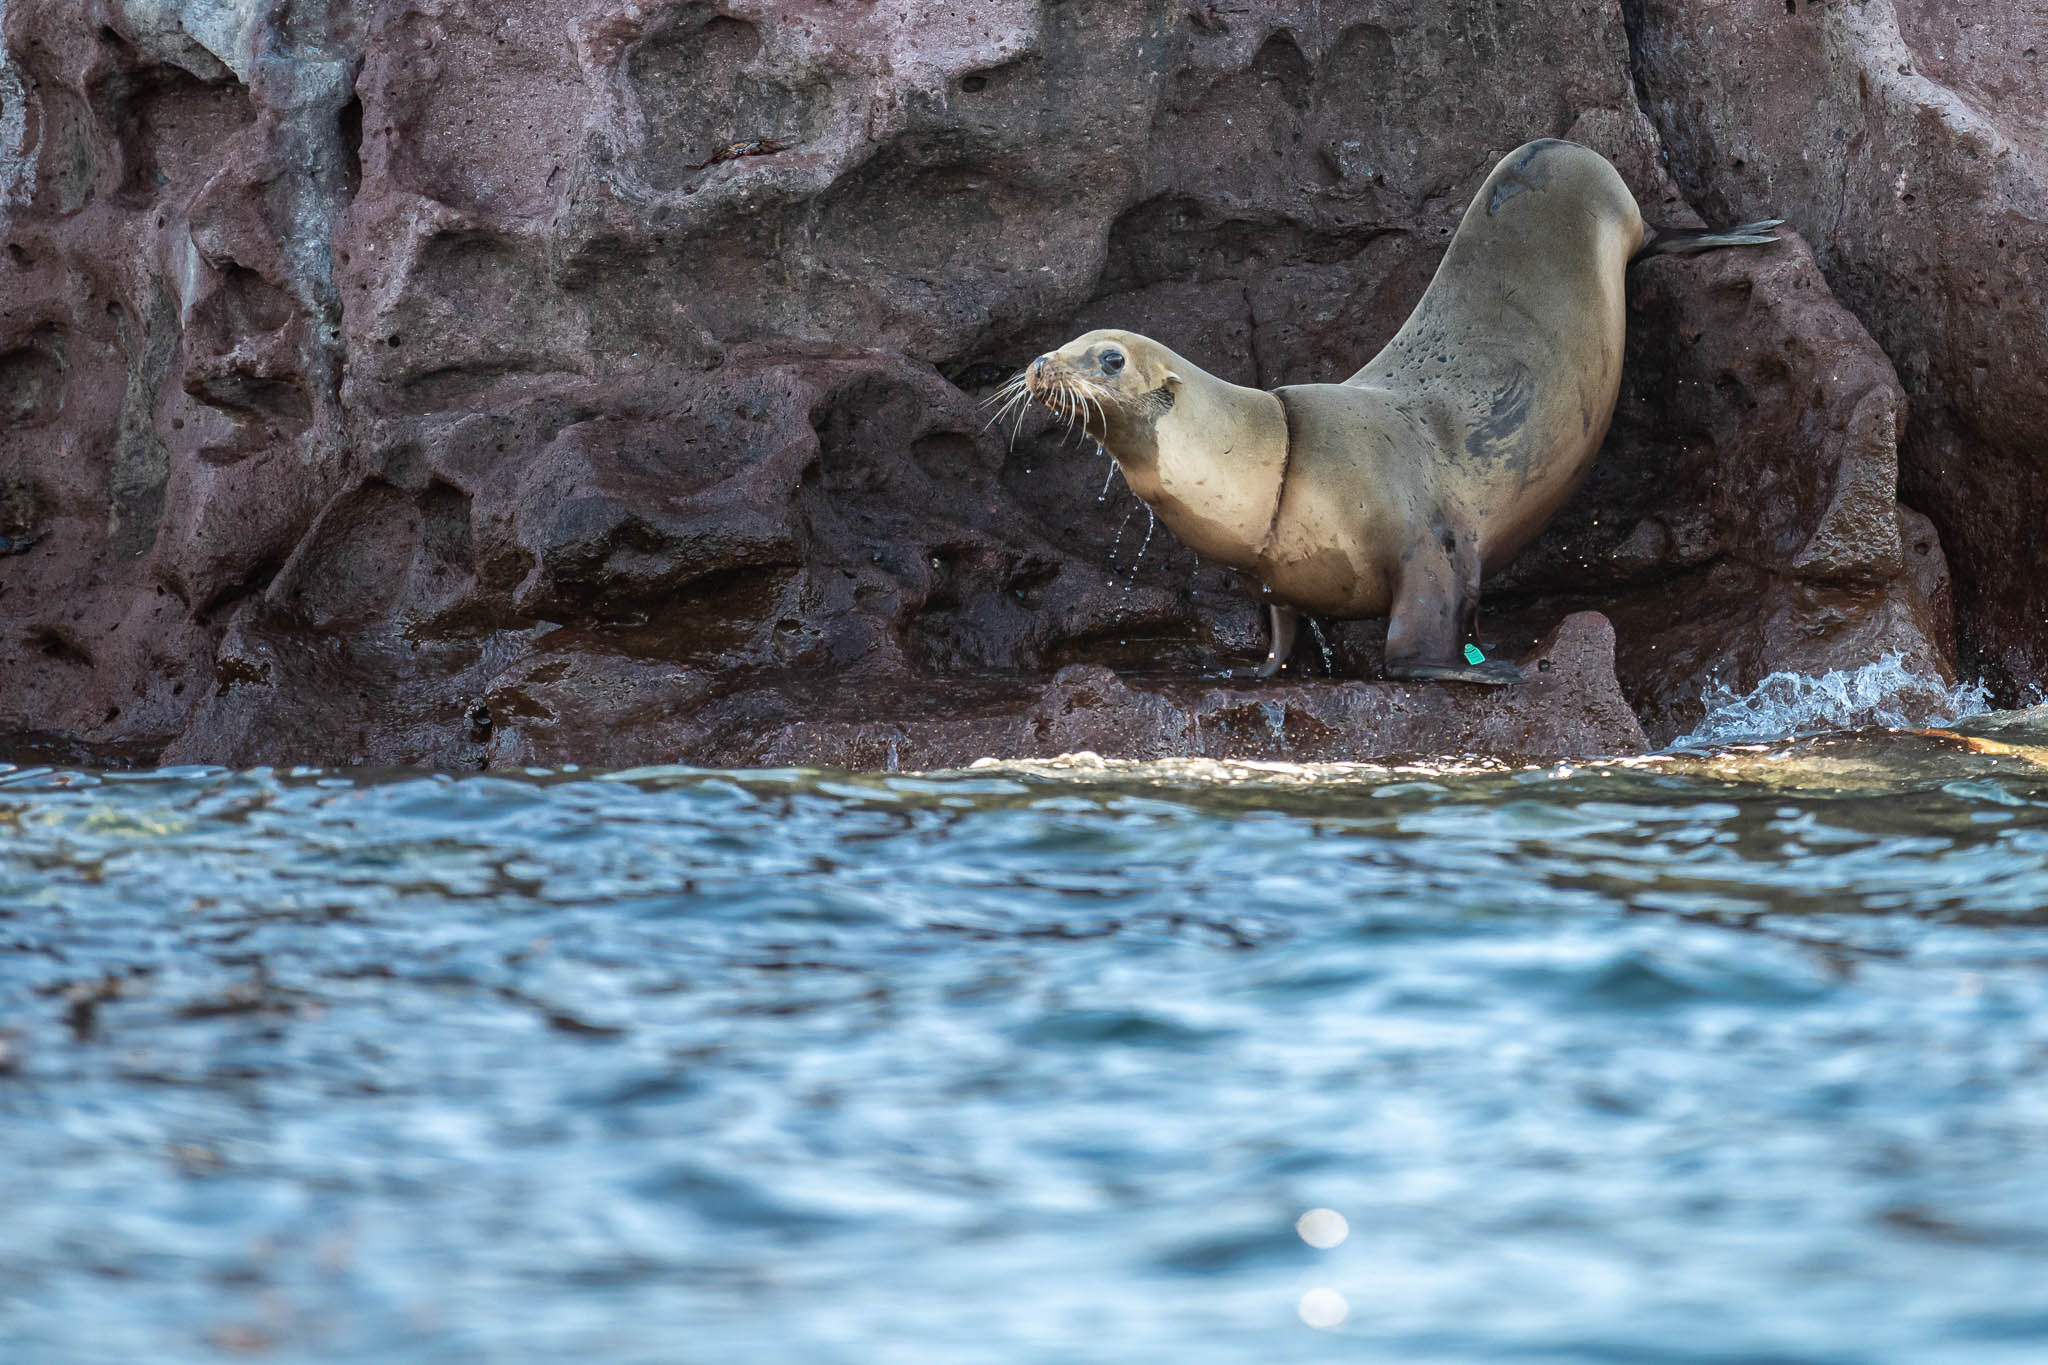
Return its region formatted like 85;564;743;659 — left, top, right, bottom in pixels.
1029;355;1048;378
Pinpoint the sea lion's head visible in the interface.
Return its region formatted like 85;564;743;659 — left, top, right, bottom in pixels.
1016;329;1180;450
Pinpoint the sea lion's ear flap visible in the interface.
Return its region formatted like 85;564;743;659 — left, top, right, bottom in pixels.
1153;370;1181;413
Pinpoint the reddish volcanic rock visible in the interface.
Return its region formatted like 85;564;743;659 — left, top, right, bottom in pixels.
0;1;1985;769
467;611;1645;771
1624;0;2048;702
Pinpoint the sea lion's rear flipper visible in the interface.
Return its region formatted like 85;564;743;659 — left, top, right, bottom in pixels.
1383;532;1522;686
1632;219;1786;262
1254;603;1299;679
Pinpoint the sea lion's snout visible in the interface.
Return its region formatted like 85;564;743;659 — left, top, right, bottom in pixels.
1024;352;1070;402
1024;354;1054;395
1022;350;1106;434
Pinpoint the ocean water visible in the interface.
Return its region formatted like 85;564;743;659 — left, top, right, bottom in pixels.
4;702;2048;1362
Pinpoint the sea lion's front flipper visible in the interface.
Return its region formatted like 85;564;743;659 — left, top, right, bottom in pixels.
1255;603;1299;678
1383;535;1521;686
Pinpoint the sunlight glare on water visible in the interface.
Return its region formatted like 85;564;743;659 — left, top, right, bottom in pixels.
1297;1287;1350;1330
1295;1208;1350;1250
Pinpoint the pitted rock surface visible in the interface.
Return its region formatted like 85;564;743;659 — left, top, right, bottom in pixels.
0;0;1993;768
1624;0;2048;703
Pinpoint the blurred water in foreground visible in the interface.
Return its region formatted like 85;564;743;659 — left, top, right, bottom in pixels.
4;704;2048;1363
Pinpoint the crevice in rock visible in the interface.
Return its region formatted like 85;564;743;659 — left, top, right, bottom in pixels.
337;92;362;204
195;554;287;624
30;626;94;670
108;282;180;560
1615;0;1656;140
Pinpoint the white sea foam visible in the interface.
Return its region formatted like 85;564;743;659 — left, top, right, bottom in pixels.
1671;654;1993;750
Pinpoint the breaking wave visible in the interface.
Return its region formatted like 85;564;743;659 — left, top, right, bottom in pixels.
1671;653;1993;750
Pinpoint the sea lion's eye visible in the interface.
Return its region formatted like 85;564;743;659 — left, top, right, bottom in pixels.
1100;348;1125;375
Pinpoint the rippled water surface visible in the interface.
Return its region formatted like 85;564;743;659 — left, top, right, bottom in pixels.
6;719;2048;1363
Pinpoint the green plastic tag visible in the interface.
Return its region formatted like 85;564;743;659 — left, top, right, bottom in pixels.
1463;643;1486;665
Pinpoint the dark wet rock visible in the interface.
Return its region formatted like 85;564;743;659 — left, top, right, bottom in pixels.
477;611;1644;770
0;2;1990;769
1488;230;1954;739
1624;0;2048;702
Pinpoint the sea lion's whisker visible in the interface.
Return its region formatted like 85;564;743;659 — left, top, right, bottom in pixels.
1002;374;1045;434
1082;388;1109;436
1072;380;1099;436
1042;377;1066;421
1059;379;1089;442
981;395;1017;432
1084;389;1111;443
983;379;1031;433
977;374;1026;410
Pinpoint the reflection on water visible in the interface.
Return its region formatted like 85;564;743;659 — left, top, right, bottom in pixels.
1295;1207;1349;1250
1298;1286;1350;1331
2;713;2048;1362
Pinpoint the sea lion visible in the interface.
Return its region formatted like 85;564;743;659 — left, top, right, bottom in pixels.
1011;139;1780;683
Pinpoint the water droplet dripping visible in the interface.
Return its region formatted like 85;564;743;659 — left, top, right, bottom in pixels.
1307;618;1334;674
1119;508;1156;606
1107;503;1138;576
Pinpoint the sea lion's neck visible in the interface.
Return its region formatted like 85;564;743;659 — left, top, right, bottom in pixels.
1104;364;1289;570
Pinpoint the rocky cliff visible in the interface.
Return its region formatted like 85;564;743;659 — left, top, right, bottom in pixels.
0;0;2024;769
1626;0;2048;707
